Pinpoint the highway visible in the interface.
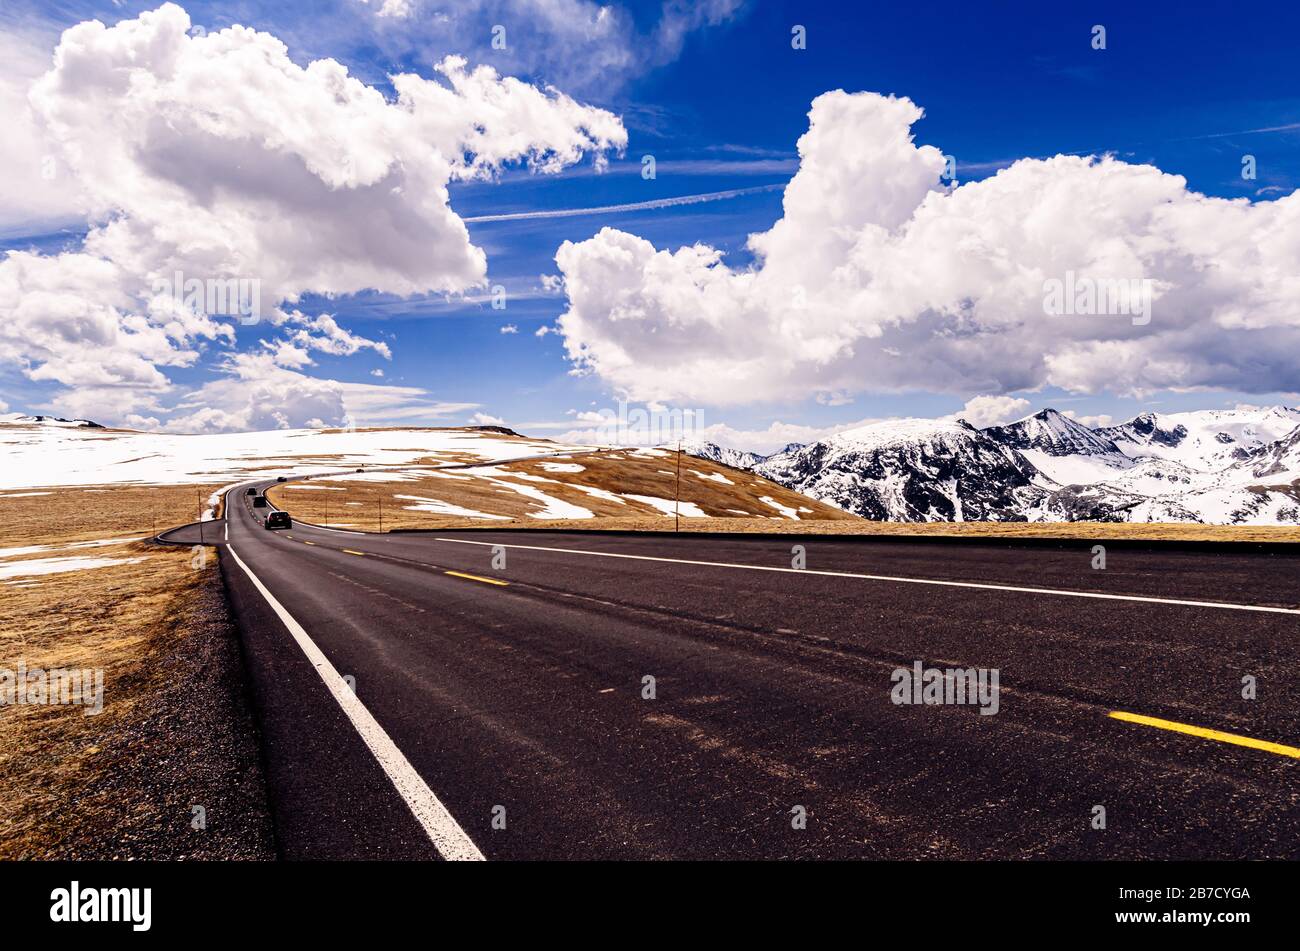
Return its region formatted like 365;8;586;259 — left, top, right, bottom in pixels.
166;483;1300;859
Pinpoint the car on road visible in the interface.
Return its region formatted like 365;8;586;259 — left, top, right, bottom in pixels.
264;511;291;530
276;476;288;482
252;495;268;508
245;487;257;495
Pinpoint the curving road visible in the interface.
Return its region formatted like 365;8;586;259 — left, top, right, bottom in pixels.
171;482;1300;859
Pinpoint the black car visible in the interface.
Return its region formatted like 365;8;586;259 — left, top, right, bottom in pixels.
252;495;268;508
264;511;292;530
245;487;257;496
276;476;288;482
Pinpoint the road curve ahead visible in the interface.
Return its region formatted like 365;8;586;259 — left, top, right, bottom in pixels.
212;484;1300;860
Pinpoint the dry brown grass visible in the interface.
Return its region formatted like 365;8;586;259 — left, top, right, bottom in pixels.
0;483;226;548
0;487;270;858
266;449;856;531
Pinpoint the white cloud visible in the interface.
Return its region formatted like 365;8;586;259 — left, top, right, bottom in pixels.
2;3;624;428
499;324;519;334
0;31;87;234
376;0;415;18
469;411;507;426
274;311;392;361
164;352;475;433
0;250;233;418
554;89;1300;406
30;5;624;306
954;395;1031;428
1062;410;1114;429
815;391;854;406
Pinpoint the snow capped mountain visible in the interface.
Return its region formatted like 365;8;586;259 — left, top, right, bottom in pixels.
984;408;1131;486
1096;406;1300;470
984;408;1124;460
680;441;768;471
0;413;103;428
752;418;1040;522
688;405;1300;526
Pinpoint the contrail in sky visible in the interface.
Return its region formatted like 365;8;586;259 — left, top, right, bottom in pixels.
464;183;784;223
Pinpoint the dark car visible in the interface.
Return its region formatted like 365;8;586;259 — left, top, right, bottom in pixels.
252;495;268;508
276;476;288;482
245;487;257;496
355;468;364;473
264;511;291;530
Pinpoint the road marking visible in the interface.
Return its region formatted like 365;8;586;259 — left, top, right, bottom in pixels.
445;570;509;586
343;549;366;556
434;538;1300;615
303;540;316;546
302;523;367;536
1108;711;1300;759
224;544;485;860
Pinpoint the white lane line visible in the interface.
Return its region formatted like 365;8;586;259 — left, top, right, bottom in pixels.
225;543;485;861
300;523;366;536
434;537;1300;616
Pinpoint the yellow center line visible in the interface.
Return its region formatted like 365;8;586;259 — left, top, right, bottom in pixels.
1108;710;1300;759
342;549;366;556
444;570;509;587
303;540;315;546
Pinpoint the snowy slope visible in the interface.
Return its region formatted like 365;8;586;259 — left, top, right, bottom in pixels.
0;418;593;490
1096;406;1300;470
984;408;1132;486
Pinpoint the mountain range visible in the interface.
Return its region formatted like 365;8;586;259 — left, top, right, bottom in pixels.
686;406;1300;525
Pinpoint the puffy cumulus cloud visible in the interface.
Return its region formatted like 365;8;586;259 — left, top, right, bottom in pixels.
953;395;1031;428
554;89;1300;406
0;250;232;409
4;3;623;428
163;352;477;433
32;4;625;306
0;31;89;235
266;311;392;367
1063;410;1114;429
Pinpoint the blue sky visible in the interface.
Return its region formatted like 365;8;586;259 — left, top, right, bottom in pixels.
2;1;1299;447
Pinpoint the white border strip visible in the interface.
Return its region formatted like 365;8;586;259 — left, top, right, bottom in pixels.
434;537;1300;616
225;542;485;860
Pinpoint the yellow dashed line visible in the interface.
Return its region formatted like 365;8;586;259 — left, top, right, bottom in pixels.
343;549;366;556
444;570;509;587
303;541;316;546
1109;710;1300;759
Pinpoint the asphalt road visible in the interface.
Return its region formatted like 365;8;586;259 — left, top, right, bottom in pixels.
176;483;1300;859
